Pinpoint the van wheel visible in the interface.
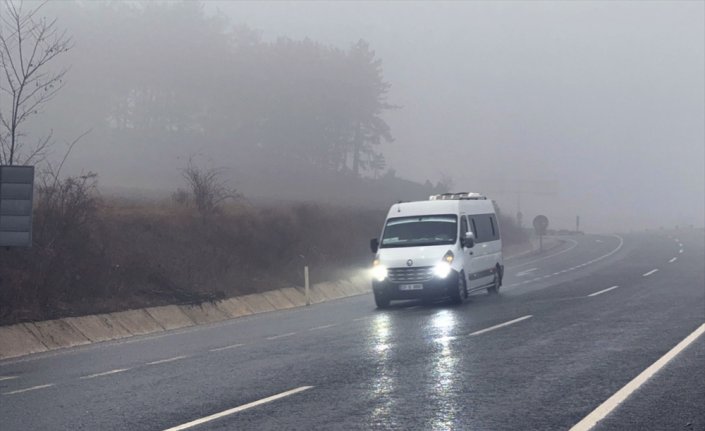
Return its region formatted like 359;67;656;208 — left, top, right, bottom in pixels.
374;293;390;309
487;270;501;295
450;271;467;304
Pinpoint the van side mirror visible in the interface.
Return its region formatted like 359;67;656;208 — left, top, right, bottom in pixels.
370;238;379;253
461;231;475;248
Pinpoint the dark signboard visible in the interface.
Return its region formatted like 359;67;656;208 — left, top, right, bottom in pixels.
533;214;549;235
0;165;34;247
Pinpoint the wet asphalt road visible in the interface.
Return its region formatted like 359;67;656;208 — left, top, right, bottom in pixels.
1;229;703;431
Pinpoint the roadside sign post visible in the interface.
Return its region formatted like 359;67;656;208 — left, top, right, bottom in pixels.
533;215;549;253
0;165;35;247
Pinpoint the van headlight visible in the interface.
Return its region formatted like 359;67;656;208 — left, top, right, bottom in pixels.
372;260;388;281
433;261;452;279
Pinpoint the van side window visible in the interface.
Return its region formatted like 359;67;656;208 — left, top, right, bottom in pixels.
460;216;468;237
470;214;499;243
470;218;479;241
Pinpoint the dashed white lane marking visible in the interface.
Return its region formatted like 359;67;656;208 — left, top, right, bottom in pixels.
2;383;54;395
595;239;603;243
353;316;371;322
588;286;619;297
679;249;684;254
79;368;129;380
668;257;677;263
678;243;683;248
468;315;533;337
0;376;18;382
308;324;338;331
642;269;659;277
266;332;297;340
162;386;314;431
570;323;705;431
516;267;538;277
147;355;187;365
209;344;244;352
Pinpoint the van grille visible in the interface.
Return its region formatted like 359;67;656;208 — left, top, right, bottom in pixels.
388;266;434;283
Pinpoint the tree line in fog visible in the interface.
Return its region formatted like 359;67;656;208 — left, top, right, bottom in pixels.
17;1;395;179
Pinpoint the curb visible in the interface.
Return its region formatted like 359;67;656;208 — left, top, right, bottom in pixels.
0;273;370;361
1;240;536;361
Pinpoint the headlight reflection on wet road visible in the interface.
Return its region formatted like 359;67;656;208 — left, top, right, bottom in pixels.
370;313;397;428
429;310;461;430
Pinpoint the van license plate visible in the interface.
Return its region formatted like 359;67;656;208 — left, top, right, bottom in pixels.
399;284;423;291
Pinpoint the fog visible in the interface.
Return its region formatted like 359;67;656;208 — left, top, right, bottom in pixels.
10;1;705;232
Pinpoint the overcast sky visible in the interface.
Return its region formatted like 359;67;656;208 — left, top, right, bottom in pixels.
205;1;704;231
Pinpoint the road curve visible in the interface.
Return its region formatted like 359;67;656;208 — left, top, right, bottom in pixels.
1;230;703;430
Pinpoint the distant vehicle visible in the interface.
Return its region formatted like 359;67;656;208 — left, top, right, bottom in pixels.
369;192;503;308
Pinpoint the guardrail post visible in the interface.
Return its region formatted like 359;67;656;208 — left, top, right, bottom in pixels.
304;265;310;306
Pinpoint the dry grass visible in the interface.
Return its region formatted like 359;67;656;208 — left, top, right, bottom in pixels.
0;195;526;325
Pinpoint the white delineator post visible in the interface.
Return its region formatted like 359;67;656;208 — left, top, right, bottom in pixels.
304;266;310;306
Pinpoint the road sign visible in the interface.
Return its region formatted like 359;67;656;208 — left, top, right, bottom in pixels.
533;214;549;252
0;165;34;247
533;215;549;235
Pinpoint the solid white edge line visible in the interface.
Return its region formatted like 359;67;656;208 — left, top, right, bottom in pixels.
308;324;338;331
3;383;55;395
162;386;314;431
265;332;297;340
468;315;533;336
570;323;705;431
209;344;245;352
642;269;659;277
147;355;187;365
79;368;129;379
588;286;619;297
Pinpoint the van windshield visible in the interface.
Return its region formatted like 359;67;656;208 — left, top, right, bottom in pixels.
380;215;457;248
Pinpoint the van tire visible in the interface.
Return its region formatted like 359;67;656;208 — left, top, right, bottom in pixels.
450;271;467;304
374;293;390;309
487;268;501;295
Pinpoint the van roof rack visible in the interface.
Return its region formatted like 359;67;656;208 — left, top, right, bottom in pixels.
429;192;486;201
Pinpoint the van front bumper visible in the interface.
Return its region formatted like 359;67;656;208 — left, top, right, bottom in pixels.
372;270;460;300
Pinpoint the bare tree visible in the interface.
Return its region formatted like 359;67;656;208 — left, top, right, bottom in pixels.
0;0;72;165
180;157;240;220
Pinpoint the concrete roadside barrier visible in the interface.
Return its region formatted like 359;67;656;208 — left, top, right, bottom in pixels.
215;297;253;318
109;309;164;336
336;280;361;297
238;293;277;314
278;287;307;307
261;290;296;310
25;319;90;350
179;302;230;325
0;270;373;360
0;324;47;359
145;305;195;331
63;314;132;343
311;282;339;301
322;282;349;300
